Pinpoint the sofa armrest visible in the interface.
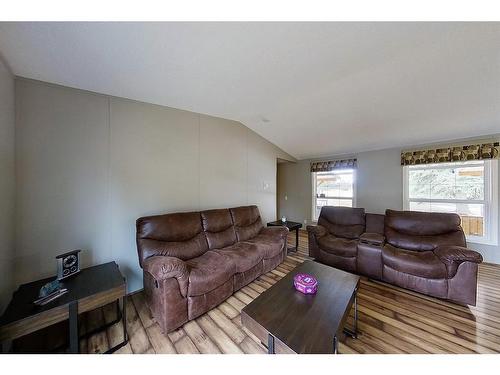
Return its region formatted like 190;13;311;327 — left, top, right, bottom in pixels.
306;224;327;239
434;245;483;278
434;246;483;264
259;226;289;240
359;232;385;246
143;256;189;298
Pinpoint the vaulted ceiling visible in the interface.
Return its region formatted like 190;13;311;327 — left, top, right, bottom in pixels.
0;22;499;159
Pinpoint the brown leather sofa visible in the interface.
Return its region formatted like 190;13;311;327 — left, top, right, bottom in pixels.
307;207;483;305
136;205;288;333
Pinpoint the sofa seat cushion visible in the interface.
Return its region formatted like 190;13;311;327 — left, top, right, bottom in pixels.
317;234;357;257
243;234;283;259
214;242;263;273
186;251;236;296
382;244;447;279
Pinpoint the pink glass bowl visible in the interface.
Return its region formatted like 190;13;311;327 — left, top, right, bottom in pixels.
293;273;318;294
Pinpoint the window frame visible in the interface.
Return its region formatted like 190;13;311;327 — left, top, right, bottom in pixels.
311;169;357;223
402;159;498;246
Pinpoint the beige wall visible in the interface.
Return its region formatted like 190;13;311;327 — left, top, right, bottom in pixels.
0;57;15;313
278;139;500;264
15;79;294;293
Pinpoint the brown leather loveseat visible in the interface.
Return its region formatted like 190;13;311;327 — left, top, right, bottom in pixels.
307;207;483;305
136;205;288;333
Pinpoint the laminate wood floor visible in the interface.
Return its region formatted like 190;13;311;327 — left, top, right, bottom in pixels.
79;231;500;354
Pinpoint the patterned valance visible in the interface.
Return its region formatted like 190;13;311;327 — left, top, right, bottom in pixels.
310;158;357;172
401;142;499;166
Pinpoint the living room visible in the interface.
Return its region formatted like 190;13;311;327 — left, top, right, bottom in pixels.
1;1;500;373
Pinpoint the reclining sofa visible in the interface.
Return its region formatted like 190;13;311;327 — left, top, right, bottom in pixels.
136;205;288;333
307;207;483;305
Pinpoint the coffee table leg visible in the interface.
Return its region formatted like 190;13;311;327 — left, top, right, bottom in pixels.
268;334;275;354
354;289;358;335
343;288;358;339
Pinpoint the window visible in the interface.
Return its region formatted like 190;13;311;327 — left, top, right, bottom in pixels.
312;169;356;222
403;160;498;245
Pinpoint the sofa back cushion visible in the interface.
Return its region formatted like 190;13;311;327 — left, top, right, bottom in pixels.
318;207;366;239
201;209;237;249
365;213;385;235
229;205;263;241
384;209;466;251
136;211;208;266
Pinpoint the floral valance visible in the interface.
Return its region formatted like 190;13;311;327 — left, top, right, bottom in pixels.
310;158;357;173
401;142;499;166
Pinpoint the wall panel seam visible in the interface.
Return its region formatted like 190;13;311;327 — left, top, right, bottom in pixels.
107;97;112;263
246;128;249;204
198;114;201;210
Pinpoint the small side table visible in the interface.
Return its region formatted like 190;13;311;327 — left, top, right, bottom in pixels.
0;261;128;354
267;220;303;253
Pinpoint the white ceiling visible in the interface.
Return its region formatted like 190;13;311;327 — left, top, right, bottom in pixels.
0;22;499;160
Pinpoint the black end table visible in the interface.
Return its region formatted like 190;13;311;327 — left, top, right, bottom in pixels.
267;220;303;253
0;262;128;354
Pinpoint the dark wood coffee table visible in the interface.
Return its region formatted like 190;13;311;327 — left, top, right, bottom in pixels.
241;260;359;354
0;262;127;353
267;220;302;253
